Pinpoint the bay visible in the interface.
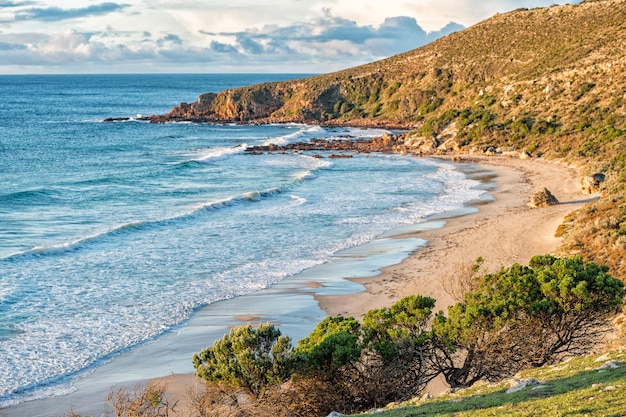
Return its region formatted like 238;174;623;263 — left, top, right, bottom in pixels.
0;74;485;407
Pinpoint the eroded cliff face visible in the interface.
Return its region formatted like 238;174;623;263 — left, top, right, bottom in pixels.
149;76;415;128
151;82;293;122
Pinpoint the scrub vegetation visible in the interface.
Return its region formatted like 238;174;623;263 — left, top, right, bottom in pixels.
186;256;623;416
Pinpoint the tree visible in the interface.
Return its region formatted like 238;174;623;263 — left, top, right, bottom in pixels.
431;255;625;388
192;322;293;398
360;295;439;402
526;255;625;364
363;295;435;358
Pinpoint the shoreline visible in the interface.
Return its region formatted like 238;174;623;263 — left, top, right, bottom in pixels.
2;155;592;417
318;154;593;318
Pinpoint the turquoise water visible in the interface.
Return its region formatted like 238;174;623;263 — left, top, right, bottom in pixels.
0;74;485;406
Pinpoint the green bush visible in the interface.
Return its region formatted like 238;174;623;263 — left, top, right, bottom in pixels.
192;322;293;398
362;295;435;361
431;255;625;388
294;315;362;377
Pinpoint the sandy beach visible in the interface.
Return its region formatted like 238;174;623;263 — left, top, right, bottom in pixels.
2;154;593;417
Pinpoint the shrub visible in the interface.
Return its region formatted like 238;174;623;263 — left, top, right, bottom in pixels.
192;322;293;398
294;315;362;377
431;255;625;388
360;296;439;403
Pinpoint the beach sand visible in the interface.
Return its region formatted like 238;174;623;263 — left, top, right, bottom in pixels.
2;155;593;417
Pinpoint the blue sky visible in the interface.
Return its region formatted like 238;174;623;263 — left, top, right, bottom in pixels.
0;0;581;74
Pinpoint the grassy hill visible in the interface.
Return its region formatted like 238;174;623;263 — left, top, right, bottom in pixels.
154;1;626;281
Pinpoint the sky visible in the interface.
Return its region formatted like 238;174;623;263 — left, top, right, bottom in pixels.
0;0;582;74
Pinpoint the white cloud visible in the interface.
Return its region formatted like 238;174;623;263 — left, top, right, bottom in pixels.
0;0;583;73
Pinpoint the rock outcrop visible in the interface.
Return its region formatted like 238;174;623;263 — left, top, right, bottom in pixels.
581;173;606;194
149;84;290;123
528;188;559;208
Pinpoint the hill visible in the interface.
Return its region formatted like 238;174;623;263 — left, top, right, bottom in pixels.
151;0;626;280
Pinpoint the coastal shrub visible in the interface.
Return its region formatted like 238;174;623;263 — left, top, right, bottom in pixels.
294;315;362;376
430;255;625;388
104;382;175;417
61;381;176;417
291;300;440;410
574;81;596;101
362;295;435;361
192;322;293;398
359;296;439;403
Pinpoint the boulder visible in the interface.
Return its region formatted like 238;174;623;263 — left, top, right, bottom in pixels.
528;188;559;208
483;146;499;156
581;173;605;194
597;360;620;370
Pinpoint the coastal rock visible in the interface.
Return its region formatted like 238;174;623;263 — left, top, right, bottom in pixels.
244;133;408;155
381;132;396;145
528;187;559;208
483;146;500;156
404;134;440;153
434;122;460;152
597;360;621;370
581;173;605;194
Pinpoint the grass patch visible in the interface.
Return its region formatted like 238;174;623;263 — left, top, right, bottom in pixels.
353;350;626;417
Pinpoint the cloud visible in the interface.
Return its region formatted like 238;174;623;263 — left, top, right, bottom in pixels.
199;11;462;63
0;1;34;7
0;41;26;50
210;40;238;54
235;33;264;54
0;4;468;73
156;33;182;46
14;2;129;22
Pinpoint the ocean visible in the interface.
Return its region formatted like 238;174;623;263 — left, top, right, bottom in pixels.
0;74;487;408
